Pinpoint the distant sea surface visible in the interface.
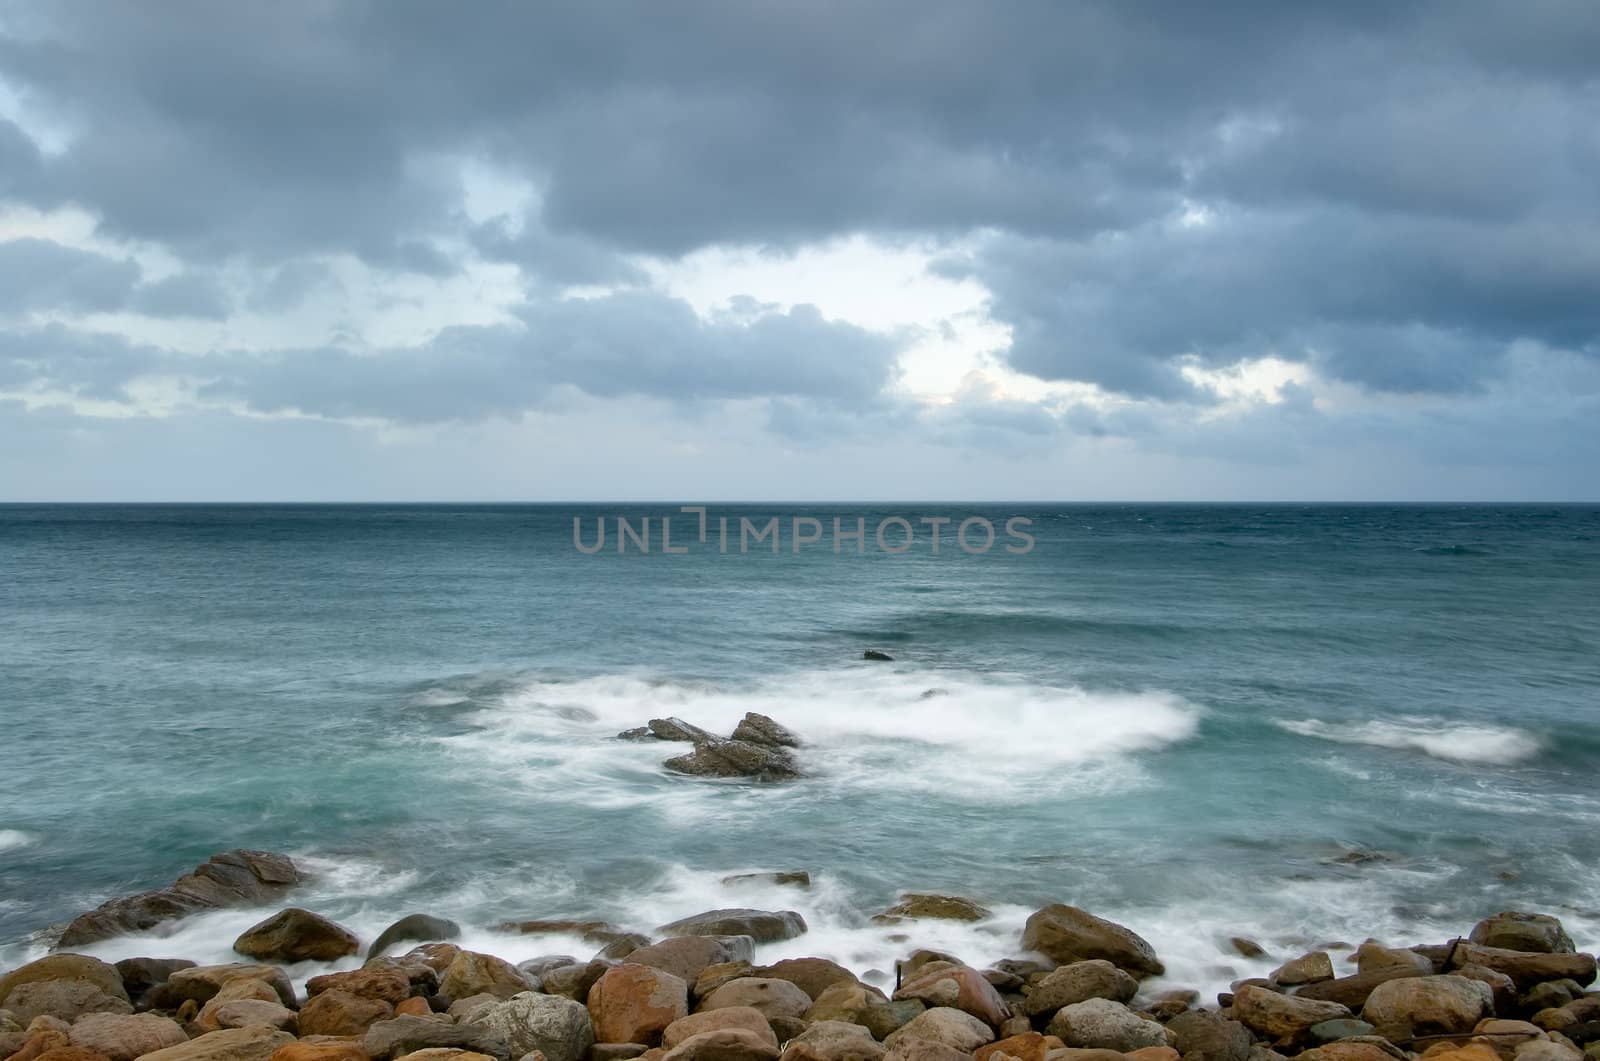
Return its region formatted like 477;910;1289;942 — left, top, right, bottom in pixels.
3;503;1599;992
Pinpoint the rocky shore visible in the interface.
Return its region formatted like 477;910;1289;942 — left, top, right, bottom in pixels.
2;849;1596;1061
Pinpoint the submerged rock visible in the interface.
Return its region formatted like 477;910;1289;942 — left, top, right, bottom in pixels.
368;913;461;959
1021;904;1165;977
1470;913;1577;955
876;895;991;923
862;651;894;662
722;871;812;889
663;739;803;782
233;907;360;963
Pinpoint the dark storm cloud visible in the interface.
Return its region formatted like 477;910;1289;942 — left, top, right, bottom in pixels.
0;239;140;313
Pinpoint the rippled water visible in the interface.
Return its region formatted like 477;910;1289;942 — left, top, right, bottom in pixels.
2;503;1598;995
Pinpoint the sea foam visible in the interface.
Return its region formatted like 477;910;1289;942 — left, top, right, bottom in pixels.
1276;717;1541;764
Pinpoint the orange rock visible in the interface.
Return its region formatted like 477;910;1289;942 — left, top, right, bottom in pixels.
306;962;412;1005
1420;1043;1502;1061
395;997;432;1017
893;963;1009;1028
1124;1049;1179;1061
975;1033;1065;1061
588;964;690;1046
269;1044;374;1061
297;988;395;1037
6;1031;72;1061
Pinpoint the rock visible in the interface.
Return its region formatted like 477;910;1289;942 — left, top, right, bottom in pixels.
370;915;463;959
696;964;757;1001
648;719;720;743
1355;943;1435;977
362;1014;512;1060
55;850;302;948
135;1025;297;1061
892;964;1009;1026
1362;975;1494;1043
754;960;855;1003
158;965;297;1009
268;1043;371;1061
1296;1043;1404;1061
298;988;395;1036
1231;939;1268;959
666;1009;779;1050
588;964;689;1046
770;1016;808;1043
885;1007;995;1053
882;1041;969;1061
899;954;963;980
1273;952;1335;987
0;956;129;1010
1020;906;1164;977
1472;915;1576;956
233;908;361;963
661;1028;779;1061
1;981;132;1025
395;1053;500;1061
720;873;811;890
112;957;195;1008
1448;946;1597;991
730;715;802;749
1457;965;1521;1014
1166;1010;1253;1061
306;960;413;1005
803;983;891;1027
1021;961;1136;1016
1524;982;1582;1014
876;896;990;923
780;1021;883;1061
66;1012;187;1061
1126;1050;1180;1061
396;996;433;1017
625;940;752;986
202;999;299;1031
1309;1020;1378;1043
701;979;814;1022
1044;999;1165;1052
546;962;620;1004
1232;984;1353;1047
656;912;806;945
465;993;595;1061
440;951;538;1001
1417;1046;1502;1061
974;1033;1065;1061
862;652;893;662
1297;966;1431;1010
662;742;803;783
592;1047;651;1061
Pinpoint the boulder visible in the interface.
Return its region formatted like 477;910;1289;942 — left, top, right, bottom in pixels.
701;979;813;1022
1362;976;1494;1043
876;896;990;924
1297;967;1431;1011
1020;906;1163;977
158;965;297;1009
975;1033;1065;1061
588;964;689;1046
662;1028;780;1061
1471;915;1576;956
649;718;720;743
780;1021;884;1061
731;715;802;749
882;1041;970;1061
267;1045;371;1061
628;940;750;984
1021;961;1137;1016
591;1047;651;1061
656;912;806;945
1273;952;1335;987
306;960;413;1005
2;981;131;1025
439;951;537;1001
1309;1020;1379;1043
885;1007;995;1053
56;850;302;948
1166;1010;1253;1061
464;992;595;1061
696;964;756;1001
200;999;298;1032
545;962;619;1003
1355;943;1434;977
662;743;803;783
1296;1043;1405;1061
666;1008;779;1050
66;1012;187;1061
0;956;129;1009
298;988;395;1036
1448;947;1597;991
803;983;891;1027
234;908;360;963
892;964;1008;1026
114;957;196;1009
369;915;462;959
1231;939;1268;959
134;1025;296;1061
1232;985;1353;1047
362;1014;511;1060
862;652;893;662
1457;965;1520;1014
1044;999;1165;1052
721;873;811;889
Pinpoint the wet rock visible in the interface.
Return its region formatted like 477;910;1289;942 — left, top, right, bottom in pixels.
666;1008;779;1050
899;953;963;980
439;950;538;1001
596;936;657;962
862;651;893;662
268;1045;371;1061
1309;1020;1378;1043
803;983;890;1027
720;872;811;889
701;979;814;1022
1021;961;1137;1017
136;1025;297;1061
1044;999;1165;1052
883;1040;970;1061
202;998;300;1031
1457;965;1520;1014
370;914;463;959
1362;976;1494;1043
1448;946;1597;991
863;1002;925;1042
1354;943;1434;977
628;940;749;985
463;992;595;1061
113;957;195;1009
661;1028;779;1061
298;987;396;1036
779;1020;884;1061
1523;982;1583;1014
1231;940;1268;959
1296;1043;1405;1061
306;960;413;1005
662;742;803;783
156;964;297;1009
1021;906;1164;977
500;921;618;939
656;912;806;945
731;714;802;749
546;962;622;1003
1232;984;1353;1048
876;896;991;923
1471;915;1576;956
696;964;757;1001
752;959;854;1002
362;1014;512;1060
0;956;129;1010
648;719;720;743
588;964;689;1046
1272;952;1335;987
66;1012;187;1061
892;963;1009;1026
1166;1010;1253;1061
1296;966;1430;1011
2;981;131;1025
56;850;302;948
233;908;360;963
592;1046;652;1061
884;1007;995;1053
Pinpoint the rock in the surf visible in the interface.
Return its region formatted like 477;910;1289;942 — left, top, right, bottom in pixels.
662;739;803;782
1021;904;1165;976
657;908;807;943
731;712;802;748
863;650;894;662
233;907;360;962
876;894;991;922
1470;913;1576;955
367;912;461;958
1021;960;1138;1015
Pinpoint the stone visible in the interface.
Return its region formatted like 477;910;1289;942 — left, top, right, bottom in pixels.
0;956;128;1009
648;718;720;743
269;1045;372;1061
134;1025;296;1061
1310;1020;1378;1042
862;652;893;662
754;961;856;1002
883;1041;969;1061
158;965;297;1009
307;961;413;1005
876;896;990;923
66;1012;187;1061
1021;961;1137;1016
770;1017;808;1043
203;999;299;1031
1273;952;1335;987
862;1003;923;1042
701;979;814;1022
885;1007;995;1053
1043;999;1165;1053
1296;967;1430;1011
730;714;802;748
1448;947;1597;991
592;1047;651;1061
1232;984;1353;1047
1296;1044;1404;1061
1231;939;1268;959
892;964;1008;1026
1418;1045;1500;1061
546;963;619;1003
1126;1050;1180;1061
803;983;890;1027
397;997;433;1017
362;1015;511;1060
662;742;803;783
1165;1010;1253;1061
720;873;811;890
696;965;756;1001
628;940;747;984
1020;906;1163;977
1355;943;1435;977
1362;976;1495;1043
56;850;302;948
661;1029;779;1061
451;994;504;1019
2;981;131;1025
657;913;805;946
588;964;689;1046
780;1021;883;1061
114;957;197;1009
397;1053;499;1061
234;908;361;963
398;944;463;975
440;951;537;1001
299;988;396;1036
1471;915;1577;956
975;1033;1065;1061
370;915;463;959
465;993;595;1061
665;1009;779;1050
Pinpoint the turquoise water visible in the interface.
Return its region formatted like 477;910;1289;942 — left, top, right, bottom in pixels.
2;504;1598;991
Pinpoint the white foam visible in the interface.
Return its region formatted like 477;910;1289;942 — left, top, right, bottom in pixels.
1277;717;1541;765
0;830;36;853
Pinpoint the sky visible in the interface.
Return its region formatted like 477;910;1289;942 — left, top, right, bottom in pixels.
0;2;1597;501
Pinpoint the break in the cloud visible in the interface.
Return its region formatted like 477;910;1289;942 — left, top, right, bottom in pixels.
0;0;1597;499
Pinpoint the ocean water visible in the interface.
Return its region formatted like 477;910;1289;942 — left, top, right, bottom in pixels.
2;503;1599;995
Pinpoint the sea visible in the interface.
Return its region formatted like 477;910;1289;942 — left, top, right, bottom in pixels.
2;503;1598;995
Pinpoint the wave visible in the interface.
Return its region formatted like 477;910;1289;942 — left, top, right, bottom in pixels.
0;830;36;854
1276;717;1541;764
1413;545;1491;557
